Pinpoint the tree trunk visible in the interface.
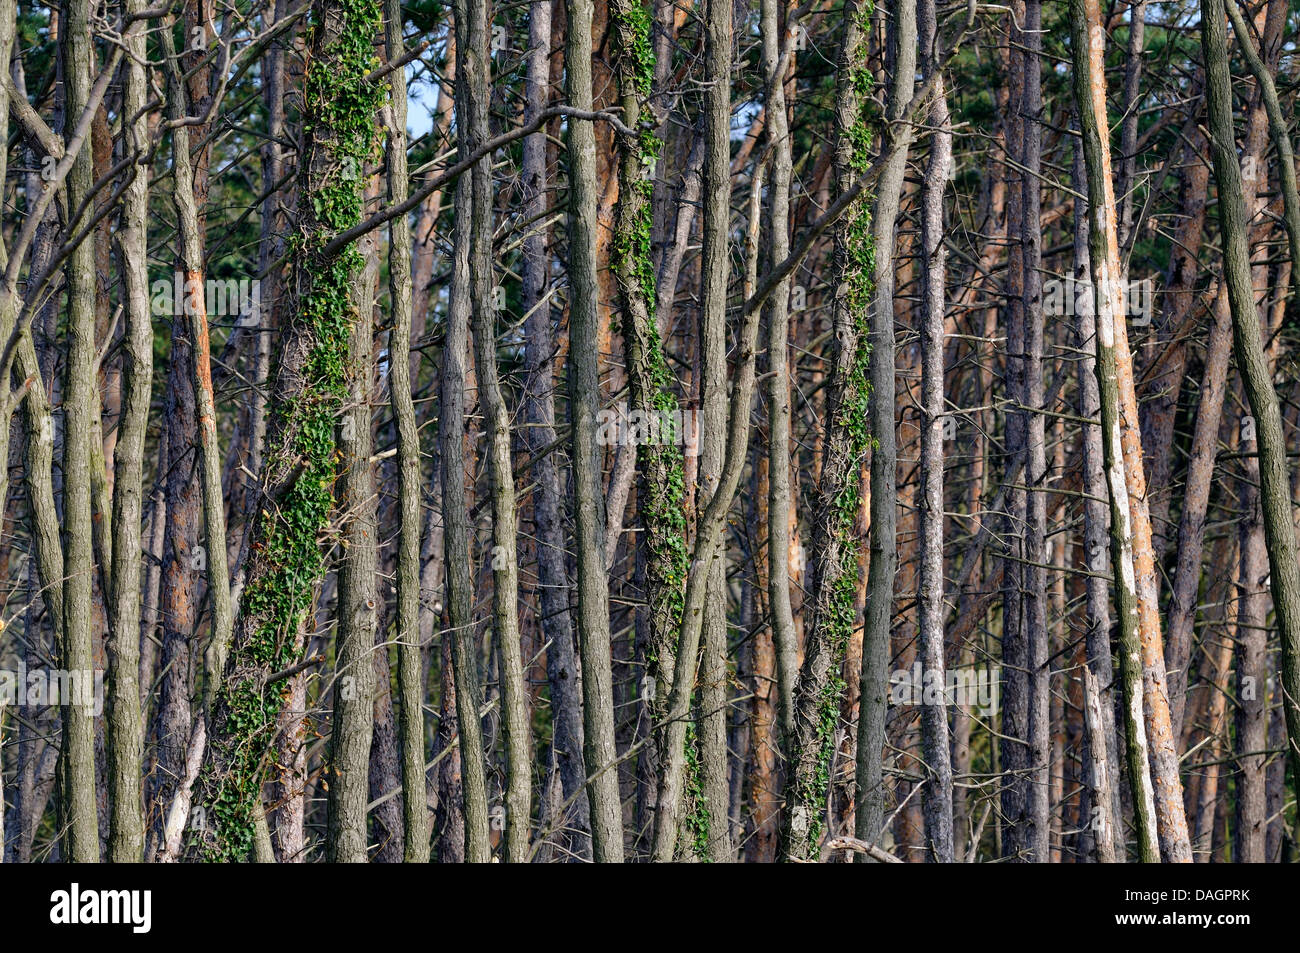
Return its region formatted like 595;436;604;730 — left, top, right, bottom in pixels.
1202;0;1300;838
565;0;625;863
381;0;429;864
687;0;737;863
441;172;492;862
1067;0;1165;862
1070;131;1123;863
761;0;798;767
916;0;954;862
458;0;531;863
609;0;687;859
58;0;100;862
325;231;380;863
189;0;387;861
520;0;590;861
855;0;914;853
104;0;151;862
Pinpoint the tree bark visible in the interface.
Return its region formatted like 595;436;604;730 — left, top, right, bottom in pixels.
761;0;798;767
325;234;380;863
687;0;737;863
105;0;151;862
565;0;625;863
1019;0;1050;862
458;0;532;863
58;0;100;863
382;0;429;864
1202;0;1300;838
189;0;387;861
1070;131;1123;863
1068;0;1165;862
441;172;492;862
917;0;954;862
855;0;914;853
520;0;590;861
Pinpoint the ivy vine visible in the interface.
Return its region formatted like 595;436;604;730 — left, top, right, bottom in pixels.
197;0;385;862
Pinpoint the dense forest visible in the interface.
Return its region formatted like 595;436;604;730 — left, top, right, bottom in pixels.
0;0;1296;866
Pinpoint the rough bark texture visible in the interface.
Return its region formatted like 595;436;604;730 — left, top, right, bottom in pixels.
565;0;625;864
104;0;151;863
460;0;532;863
855;0;914;853
916;0;954;863
326;235;380;863
383;0;430;863
441;173;492;862
520;0;590;862
58;0;100;863
188;0;387;862
1203;0;1300;833
1070;134;1123;863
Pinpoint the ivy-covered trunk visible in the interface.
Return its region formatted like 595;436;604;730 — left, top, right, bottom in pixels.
854;0;914;856
188;0;385;861
781;0;875;863
610;0;688;859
